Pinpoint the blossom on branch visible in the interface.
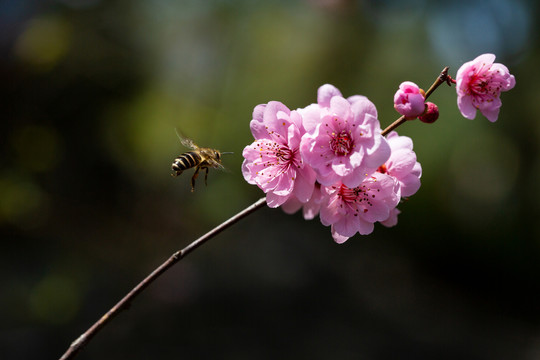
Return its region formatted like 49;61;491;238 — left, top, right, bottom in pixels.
319;172;401;243
375;130;422;228
377;131;422;198
242;101;316;208
300;84;390;188
456;53;515;122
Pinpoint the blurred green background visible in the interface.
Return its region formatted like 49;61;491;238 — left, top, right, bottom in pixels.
2;0;539;359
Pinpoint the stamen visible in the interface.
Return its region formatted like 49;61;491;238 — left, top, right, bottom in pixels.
329;130;353;156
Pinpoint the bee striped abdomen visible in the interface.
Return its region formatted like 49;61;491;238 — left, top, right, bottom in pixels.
172;151;202;176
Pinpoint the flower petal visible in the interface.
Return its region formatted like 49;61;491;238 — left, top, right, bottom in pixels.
351;95;378;122
281;196;303;214
331;225;350;244
457;94;477;120
266;191;288;208
329;96;351;120
318;84;343;108
299;104;323;134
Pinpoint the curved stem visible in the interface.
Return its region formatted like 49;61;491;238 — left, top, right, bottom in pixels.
381;66;450;136
59;197;267;360
381;115;406;137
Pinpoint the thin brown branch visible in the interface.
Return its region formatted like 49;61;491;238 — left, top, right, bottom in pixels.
381;115;406;137
424;66;450;100
59;197;267;360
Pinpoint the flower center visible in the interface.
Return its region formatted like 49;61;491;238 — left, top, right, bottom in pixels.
338;184;363;203
330;130;353;156
468;65;505;102
253;141;300;181
276;146;294;163
470;74;491;94
377;164;387;174
336;183;377;214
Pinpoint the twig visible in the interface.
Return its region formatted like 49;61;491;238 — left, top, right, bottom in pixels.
59;197;268;360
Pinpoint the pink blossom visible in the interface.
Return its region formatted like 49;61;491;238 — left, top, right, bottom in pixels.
456;53;515;122
393;81;426;119
300;84;391;189
377;131;422;197
242;101;316;208
319;172;401;243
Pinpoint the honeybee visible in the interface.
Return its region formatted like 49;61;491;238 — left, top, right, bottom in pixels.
171;131;231;192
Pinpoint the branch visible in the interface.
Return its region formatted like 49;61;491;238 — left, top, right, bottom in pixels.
59;197;268;360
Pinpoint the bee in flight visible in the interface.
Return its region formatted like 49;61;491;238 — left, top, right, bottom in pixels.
171;131;232;192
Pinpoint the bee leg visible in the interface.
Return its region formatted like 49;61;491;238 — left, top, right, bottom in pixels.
204;167;209;186
191;167;201;192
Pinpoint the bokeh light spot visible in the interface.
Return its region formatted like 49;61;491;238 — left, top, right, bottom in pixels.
14;15;71;70
28;275;81;325
427;0;531;63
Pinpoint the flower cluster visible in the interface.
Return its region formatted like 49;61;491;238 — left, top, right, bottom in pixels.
242;54;514;244
242;85;421;243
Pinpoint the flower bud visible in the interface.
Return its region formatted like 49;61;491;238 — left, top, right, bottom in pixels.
418;102;439;123
393;81;426;119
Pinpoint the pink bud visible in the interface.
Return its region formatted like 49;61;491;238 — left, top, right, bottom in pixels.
393;81;426;119
418;102;439;123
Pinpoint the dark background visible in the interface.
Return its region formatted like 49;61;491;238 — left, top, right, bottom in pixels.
2;0;539;359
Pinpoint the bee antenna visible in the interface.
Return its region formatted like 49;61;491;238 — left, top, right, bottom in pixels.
174;128;182;141
221;152;234;155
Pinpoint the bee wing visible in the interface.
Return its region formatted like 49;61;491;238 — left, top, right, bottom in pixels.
175;129;199;150
208;159;225;170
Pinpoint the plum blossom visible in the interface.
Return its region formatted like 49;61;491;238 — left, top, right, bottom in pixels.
377;131;422;197
375;131;422;228
300;84;390;188
242;101;316;208
456;53;515;122
393;81;426;119
319;172;401;243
